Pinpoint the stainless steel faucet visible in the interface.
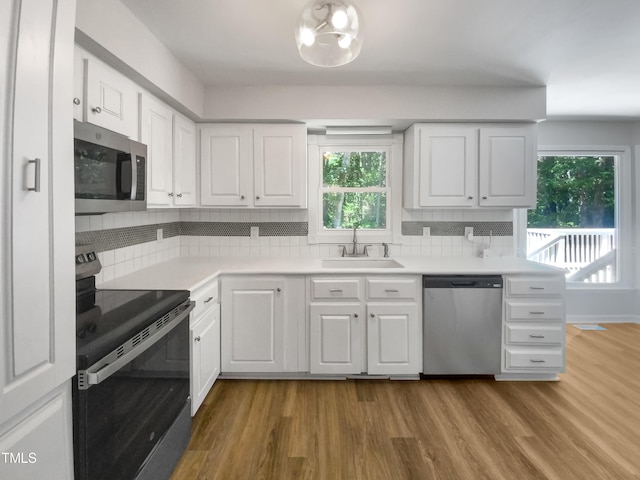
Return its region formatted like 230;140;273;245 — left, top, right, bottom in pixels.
382;242;389;258
352;227;358;255
339;227;371;257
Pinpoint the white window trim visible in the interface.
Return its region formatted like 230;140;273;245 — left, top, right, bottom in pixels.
307;134;404;245
516;145;632;289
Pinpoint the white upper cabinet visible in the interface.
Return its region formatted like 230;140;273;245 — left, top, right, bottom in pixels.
403;123;536;209
1;0;75;425
478;127;536;207
140;93;173;206
84;55;139;138
200;123;307;208
173;113;197;206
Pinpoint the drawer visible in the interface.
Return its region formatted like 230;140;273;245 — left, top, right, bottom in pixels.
505;300;563;321
505;324;563;345
191;280;219;319
366;278;418;301
310;278;361;301
506;276;564;296
505;348;563;369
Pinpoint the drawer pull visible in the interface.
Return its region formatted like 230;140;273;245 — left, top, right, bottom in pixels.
385;289;399;293
530;359;546;363
529;334;545;339
530;311;545;315
529;286;545;290
329;289;343;293
203;296;214;303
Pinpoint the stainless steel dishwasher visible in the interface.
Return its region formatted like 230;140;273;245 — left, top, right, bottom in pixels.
423;275;503;375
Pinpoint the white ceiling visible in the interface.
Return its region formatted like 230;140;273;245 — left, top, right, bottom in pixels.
121;0;640;120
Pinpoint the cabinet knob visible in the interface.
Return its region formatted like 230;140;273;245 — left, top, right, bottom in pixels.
91;106;102;114
256;196;260;200
370;313;375;318
177;193;183;198
276;288;281;292
482;196;488;200
468;196;473;200
168;192;174;197
194;336;201;342
354;313;358;318
240;195;245;200
73;97;81;105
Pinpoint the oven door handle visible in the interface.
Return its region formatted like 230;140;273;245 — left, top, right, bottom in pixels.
78;300;195;390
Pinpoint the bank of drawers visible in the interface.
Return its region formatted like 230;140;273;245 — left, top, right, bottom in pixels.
309;277;419;302
502;275;565;373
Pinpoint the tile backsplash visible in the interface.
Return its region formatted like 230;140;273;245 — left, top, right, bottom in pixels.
76;208;514;285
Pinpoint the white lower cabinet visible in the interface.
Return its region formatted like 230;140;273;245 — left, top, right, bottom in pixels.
189;280;220;415
498;275;566;380
309;276;422;376
221;276;305;373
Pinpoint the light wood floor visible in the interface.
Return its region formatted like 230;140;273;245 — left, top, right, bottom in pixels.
171;324;640;480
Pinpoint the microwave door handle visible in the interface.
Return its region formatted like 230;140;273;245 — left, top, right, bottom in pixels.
129;154;137;200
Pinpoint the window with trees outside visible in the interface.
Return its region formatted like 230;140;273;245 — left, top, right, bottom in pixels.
526;155;618;284
321;149;389;232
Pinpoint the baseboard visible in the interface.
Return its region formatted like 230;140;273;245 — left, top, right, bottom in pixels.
567;314;640;324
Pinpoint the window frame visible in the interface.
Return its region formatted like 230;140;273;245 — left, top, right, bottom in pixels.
515;145;632;289
307;134;404;245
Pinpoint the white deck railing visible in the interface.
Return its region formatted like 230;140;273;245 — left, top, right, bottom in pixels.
526;228;616;283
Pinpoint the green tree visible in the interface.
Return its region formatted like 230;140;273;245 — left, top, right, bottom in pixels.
528;156;615;228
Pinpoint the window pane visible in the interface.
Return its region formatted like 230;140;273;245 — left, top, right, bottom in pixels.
322;151;386;188
323;192;387;229
527;155;617;284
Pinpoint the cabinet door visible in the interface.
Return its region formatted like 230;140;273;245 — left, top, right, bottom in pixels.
173;114;197;206
309;304;364;374
417;126;477;207
200;125;251;206
191;303;220;415
478;126;536;208
221;279;285;372
85;57;138;138
141;93;174;206
367;304;421;375
253;124;307;207
1;0;75;425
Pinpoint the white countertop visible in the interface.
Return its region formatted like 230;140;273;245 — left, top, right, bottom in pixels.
99;256;564;292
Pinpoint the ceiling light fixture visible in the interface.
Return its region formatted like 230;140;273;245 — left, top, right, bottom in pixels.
295;0;363;67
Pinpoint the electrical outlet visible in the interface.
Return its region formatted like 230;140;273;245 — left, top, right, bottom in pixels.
157;228;163;242
250;226;259;239
422;226;431;237
464;226;473;241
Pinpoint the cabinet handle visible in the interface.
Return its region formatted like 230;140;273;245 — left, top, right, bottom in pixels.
529;311;545;315
91;106;102;114
482;196;488;200
529;286;545;290
168;192;174;197
385;289;399;293
204;296;214;303
177;193;183;198
468;196;473;200
530;359;546;363
73;97;81;105
354;313;358;318
194;336;201;342
277;288;281;292
329;289;343;293
529;335;545;339
26;158;41;192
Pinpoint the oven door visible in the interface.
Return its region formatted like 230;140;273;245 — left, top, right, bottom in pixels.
73;301;194;480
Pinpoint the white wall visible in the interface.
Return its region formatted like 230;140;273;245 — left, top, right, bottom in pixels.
75;0;204;118
537;120;640;322
203;85;546;127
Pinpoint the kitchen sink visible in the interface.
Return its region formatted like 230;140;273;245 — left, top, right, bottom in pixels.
321;258;404;269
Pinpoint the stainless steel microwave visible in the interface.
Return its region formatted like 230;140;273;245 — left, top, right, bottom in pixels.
74;120;147;215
